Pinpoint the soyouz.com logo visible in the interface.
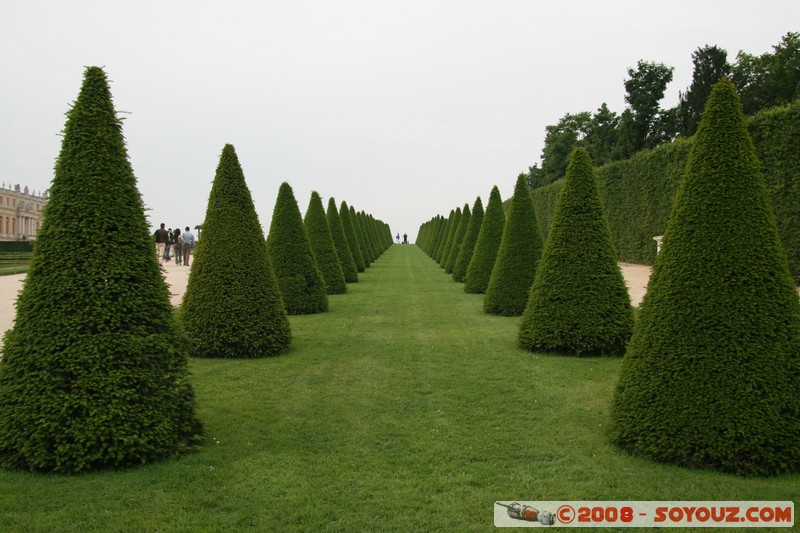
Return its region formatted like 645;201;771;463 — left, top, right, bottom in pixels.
493;501;794;528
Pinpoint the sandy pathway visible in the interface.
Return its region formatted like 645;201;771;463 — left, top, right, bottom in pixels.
0;262;654;348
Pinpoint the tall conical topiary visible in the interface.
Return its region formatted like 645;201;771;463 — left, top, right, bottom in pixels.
519;147;633;355
439;208;461;268
340;201;365;272
445;203;470;274
0;67;201;473
305;191;347;294
267;182;328;314
464;186;505;294
349;205;371;269
182;144;290;358
453;197;484;282
484;175;544;316
610;79;800;476
327;197;358;283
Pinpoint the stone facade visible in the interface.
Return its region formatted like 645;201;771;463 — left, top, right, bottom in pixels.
0;184;48;241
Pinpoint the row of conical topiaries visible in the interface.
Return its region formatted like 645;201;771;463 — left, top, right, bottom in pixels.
183;148;392;359
416;154;632;355
417;78;800;476
0;66;392;474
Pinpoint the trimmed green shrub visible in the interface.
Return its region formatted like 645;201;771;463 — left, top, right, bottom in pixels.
434;210;454;264
350;205;370;269
182;144;290;357
519;147;633;355
610;79;800;476
340;201;365;272
327;197;358;283
464;186;505;294
452;197;483;283
484;175;544;316
439;208;461;268
0;67;201;473
445;204;470;274
267;182;328;315
305;191;347;294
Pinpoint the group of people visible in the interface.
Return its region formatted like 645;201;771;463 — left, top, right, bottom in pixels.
395;233;408;244
153;223;196;266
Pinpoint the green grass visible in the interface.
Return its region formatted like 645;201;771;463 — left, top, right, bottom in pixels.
0;244;797;531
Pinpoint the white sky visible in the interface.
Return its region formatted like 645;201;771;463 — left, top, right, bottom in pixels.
1;0;797;241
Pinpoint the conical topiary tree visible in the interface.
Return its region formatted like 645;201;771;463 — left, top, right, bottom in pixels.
305;191;347;294
327;197;358;283
464;186;505;294
610;79;800;476
182;144;290;358
519;147;633;355
453;196;484;282
349;205;370;269
0;67;201;473
445;203;470;274
267;182;328;314
439;208;461;268
340;201;365;272
484;175;544;316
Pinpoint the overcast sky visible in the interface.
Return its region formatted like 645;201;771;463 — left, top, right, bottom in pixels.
1;1;797;242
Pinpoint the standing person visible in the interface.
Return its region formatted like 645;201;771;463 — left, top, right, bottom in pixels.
396;233;400;244
181;226;195;266
154;223;169;265
403;233;408;244
164;228;173;261
172;227;183;265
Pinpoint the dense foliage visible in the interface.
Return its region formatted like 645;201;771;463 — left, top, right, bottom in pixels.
327;197;358;283
610;79;800;476
484;175;544;316
0;67;201;473
267;182;328;315
452;197;483;283
182;144;290;357
464;186;505;294
519;148;633;355
305;192;347;294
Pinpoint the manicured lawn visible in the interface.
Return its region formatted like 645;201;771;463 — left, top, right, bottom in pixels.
0;244;796;531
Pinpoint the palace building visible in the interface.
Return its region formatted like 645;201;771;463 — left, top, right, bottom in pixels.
0;183;48;241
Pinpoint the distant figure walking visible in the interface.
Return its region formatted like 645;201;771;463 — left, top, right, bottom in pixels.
172;227;183;265
403;233;408;244
154;223;169;265
164;228;173;261
181;226;195;266
396;233;400;244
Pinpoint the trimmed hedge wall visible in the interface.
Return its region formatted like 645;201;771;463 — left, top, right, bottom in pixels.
531;98;800;282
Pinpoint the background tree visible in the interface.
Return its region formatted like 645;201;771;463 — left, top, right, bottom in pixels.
267;182;328;314
610;79;800;476
452;197;484;282
677;45;731;136
616;60;675;157
327;197;358;283
0;67;201;473
484;174;544;316
305;191;347;294
340;201;365;272
583;103;620;166
733;31;800;115
519;147;633;355
464;186;505;294
182;144;290;357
